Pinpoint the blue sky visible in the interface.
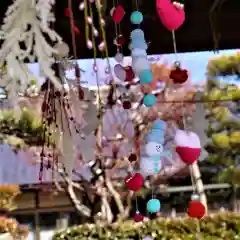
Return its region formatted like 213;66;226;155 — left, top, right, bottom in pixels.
27;49;240;87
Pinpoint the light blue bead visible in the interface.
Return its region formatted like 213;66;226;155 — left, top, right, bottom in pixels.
143;94;156;107
131;38;146;45
130;11;143;24
147;199;161;213
139;70;152;84
132;57;150;76
131;29;145;38
146;129;165;143
131;41;148;50
152;120;166;130
132;48;147;57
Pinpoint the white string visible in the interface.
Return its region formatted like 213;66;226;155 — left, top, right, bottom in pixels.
171;30;178;61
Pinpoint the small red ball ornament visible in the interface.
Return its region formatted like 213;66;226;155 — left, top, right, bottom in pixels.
170;67;188;84
128;153;137;162
124;173;144;192
133;212;144;222
187;201;206;219
114;35;126;46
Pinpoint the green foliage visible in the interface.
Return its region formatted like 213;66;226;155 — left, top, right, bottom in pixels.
0;108;48;147
207;52;240;77
52;213;240;240
204;79;240;185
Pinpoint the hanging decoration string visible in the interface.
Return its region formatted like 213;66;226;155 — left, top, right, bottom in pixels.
95;0;115;83
112;0;119;52
68;0;78;59
89;3;104;136
181;102;202;239
172;30;178;57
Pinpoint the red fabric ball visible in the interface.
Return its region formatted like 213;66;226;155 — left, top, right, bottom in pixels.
124;173;144;192
187;201;206;219
111;4;125;23
115;35;125;46
128;153;137;162
175;146;201;165
170;68;188;84
133;212;144;222
124;66;135;82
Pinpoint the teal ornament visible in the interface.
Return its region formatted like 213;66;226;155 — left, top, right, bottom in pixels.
139;70;152;84
147;199;161;213
130;11;143;24
143;94;156;107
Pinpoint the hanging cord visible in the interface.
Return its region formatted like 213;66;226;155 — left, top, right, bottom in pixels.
95;0;116;97
68;0;78;59
171;30;178;60
181;103;201;239
113;0;119;52
89;4;104;136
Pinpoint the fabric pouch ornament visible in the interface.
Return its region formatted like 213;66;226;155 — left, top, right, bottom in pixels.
174;130;201;165
111;4;125;23
170;63;188;84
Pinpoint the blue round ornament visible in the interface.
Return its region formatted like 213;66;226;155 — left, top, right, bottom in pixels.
131;29;145;39
147;199;161;213
139;70;152;84
143;94;156;107
130;11;143;24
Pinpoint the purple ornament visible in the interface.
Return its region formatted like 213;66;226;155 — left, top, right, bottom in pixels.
114;52;124;63
114;64;126;81
143;238;153;240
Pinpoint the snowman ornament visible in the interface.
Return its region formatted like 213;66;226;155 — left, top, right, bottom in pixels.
140;120;173;176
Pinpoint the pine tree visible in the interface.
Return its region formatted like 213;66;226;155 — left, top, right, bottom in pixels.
204;53;240;187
